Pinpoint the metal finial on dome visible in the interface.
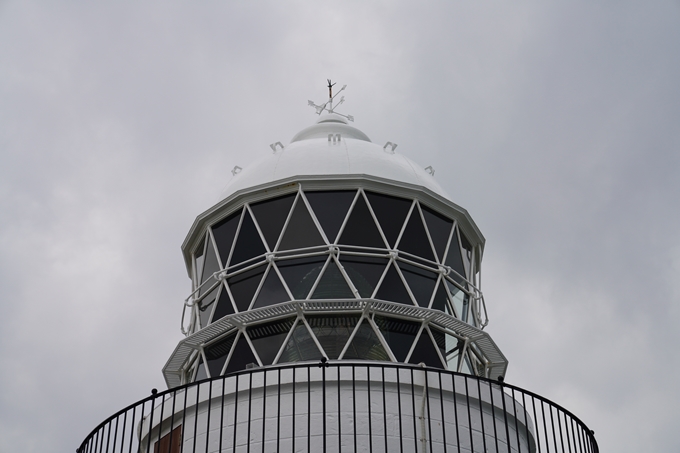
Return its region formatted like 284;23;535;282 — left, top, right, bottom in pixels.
307;80;355;122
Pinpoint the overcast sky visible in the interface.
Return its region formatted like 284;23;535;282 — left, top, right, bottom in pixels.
1;1;679;452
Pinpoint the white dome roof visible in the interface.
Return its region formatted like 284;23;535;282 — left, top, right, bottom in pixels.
220;114;448;199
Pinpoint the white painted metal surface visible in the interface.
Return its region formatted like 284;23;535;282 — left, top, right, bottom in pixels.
221;114;447;201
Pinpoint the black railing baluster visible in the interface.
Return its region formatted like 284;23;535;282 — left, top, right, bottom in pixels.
191;383;200;453
205;379;213;453
156;389;166;453
556;408;565;453
382;367;388;453
549;405;558;453
367;365;373;453
291;368;296;453
352;365;358;453
499;382;511;453
511;388;521;453
128;405;137;453
94;427;100;453
424;370;433;453
410;368;417;453
521;391;530;453
488;380;500;453
262;369;267;453
110;414;118;453
276;369;281;453
138;400;146;453
306;367;310;453
180;385;189;453
464;376;474;453
232;374;239;453
246;372;253;453
218;379;226;453
396;368;404;453
322;363;327;453
118;411;127;453
438;372;447;450
539;400;549;453
531;396;541;453
565;412;573;453
167;391;177;453
337;366;342;453
452;373;461;453
477;378;487;453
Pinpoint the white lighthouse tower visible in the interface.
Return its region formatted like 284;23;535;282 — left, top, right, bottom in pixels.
78;84;597;453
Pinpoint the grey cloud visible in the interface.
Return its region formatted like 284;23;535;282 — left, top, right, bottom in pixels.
1;1;678;452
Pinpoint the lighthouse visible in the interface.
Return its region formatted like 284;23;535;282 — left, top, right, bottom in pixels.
78;84;597;453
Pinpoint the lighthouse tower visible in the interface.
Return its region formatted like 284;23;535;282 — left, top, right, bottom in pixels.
78;85;597;453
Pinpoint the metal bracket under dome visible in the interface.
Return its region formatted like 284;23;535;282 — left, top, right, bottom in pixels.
307;80;355;122
269;142;284;153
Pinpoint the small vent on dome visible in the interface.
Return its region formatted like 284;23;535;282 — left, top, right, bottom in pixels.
383;142;398;153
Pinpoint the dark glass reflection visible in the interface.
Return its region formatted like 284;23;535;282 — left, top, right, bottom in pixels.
398;207;436;262
430;327;461;371
212;210;241;267
278;199;325;251
197;287;218;328
307;315;360;359
204;333;236;377
194;359;207;381
278;322;323;362
373;315;420;362
399;262;438;307
338;194;386;248
276;256;326;299
460;354;473;375
343;319;389;360
251;266;290;309
365;192;412;248
250;194;296;251
408;328;444;368
229;209;266;267
421;205;453;262
199;238;220;297
224;333;259;374
227;265;267;312
305;190;356;243
194;234;205;285
210;285;235;324
247;317;295;365
430;279;450;313
311;259;355;299
374;262;413;305
445;227;466;283
339;256;388;298
460;231;473;278
445;279;469;322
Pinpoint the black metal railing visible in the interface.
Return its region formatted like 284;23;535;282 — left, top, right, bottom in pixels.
78;362;597;453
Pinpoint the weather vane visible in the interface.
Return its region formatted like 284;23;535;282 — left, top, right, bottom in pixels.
307;79;354;122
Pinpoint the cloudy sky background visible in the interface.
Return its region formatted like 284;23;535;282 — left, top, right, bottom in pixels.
1;1;679;451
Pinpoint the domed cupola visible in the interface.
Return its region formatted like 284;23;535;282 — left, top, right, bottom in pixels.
163;84;507;388
290;112;371;142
